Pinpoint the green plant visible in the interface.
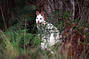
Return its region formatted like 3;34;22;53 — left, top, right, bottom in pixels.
0;19;40;59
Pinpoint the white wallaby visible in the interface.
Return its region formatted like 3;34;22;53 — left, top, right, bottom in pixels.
36;11;62;53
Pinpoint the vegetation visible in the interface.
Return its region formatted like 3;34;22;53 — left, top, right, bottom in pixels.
0;0;89;59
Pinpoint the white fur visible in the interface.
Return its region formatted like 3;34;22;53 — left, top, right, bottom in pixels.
36;14;45;24
36;13;61;53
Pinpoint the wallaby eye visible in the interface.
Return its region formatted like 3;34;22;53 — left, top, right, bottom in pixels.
36;18;38;19
40;18;42;20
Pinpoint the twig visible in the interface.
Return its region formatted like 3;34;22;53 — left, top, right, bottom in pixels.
71;0;75;20
0;6;7;30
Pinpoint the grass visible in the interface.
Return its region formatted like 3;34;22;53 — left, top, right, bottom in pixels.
0;11;89;59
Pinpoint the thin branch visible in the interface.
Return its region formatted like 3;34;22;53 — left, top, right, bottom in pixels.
0;6;7;30
71;0;75;20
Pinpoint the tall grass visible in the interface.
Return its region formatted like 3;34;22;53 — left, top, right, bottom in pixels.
0;30;19;59
0;10;89;59
0;18;41;59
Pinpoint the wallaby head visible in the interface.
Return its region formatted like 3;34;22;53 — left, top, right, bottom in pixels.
36;11;45;24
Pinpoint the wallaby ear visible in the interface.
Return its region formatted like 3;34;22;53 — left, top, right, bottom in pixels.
36;11;40;15
41;11;45;16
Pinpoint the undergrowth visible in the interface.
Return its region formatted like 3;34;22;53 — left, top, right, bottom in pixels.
0;9;89;59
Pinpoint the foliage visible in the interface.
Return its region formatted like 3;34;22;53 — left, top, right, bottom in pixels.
48;10;89;59
0;17;41;59
0;0;89;58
